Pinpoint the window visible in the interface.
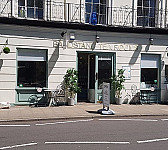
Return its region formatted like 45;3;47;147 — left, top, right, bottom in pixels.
18;0;43;19
17;49;47;87
165;65;168;82
137;0;156;27
98;55;112;89
141;54;160;88
85;0;106;24
141;68;158;84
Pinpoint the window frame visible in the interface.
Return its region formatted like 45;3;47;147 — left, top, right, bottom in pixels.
137;0;156;27
85;0;106;24
17;49;48;88
18;0;44;19
165;65;168;83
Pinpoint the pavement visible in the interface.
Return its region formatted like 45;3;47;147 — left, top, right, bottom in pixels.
1;103;168;122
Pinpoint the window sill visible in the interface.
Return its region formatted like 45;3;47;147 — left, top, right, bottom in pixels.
15;87;48;90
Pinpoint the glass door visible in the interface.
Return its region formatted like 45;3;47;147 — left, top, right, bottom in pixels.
95;53;114;103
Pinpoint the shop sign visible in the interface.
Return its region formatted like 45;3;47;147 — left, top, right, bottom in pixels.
103;82;110;108
53;40;138;51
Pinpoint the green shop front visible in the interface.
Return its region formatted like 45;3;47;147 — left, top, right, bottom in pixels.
77;52;116;104
16;48;48;105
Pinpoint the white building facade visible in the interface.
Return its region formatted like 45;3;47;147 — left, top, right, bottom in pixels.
0;0;168;105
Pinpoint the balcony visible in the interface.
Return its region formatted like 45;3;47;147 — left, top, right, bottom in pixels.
0;0;168;29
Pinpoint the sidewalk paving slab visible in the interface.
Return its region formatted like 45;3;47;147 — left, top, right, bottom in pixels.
0;104;168;122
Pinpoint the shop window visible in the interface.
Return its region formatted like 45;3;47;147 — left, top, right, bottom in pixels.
137;0;156;27
17;49;47;88
141;68;158;86
85;0;106;24
165;65;168;82
141;54;160;89
18;0;43;19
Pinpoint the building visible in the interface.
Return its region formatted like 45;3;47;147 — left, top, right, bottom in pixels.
0;0;168;105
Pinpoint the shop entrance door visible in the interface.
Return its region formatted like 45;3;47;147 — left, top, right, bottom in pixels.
95;54;114;103
77;52;114;103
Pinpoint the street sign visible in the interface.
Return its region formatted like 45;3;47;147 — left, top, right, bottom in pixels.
103;82;110;109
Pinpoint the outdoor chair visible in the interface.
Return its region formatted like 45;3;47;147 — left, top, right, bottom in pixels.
28;88;46;107
55;83;66;106
47;82;65;106
130;84;141;104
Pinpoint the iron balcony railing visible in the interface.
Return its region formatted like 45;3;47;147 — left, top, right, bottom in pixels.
1;0;168;29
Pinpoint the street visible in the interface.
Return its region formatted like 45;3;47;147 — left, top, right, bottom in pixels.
0;116;168;150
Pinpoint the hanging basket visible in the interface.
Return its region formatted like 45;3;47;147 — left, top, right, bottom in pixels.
3;47;10;54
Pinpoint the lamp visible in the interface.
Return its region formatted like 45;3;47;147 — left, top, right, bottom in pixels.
0;39;10;54
149;38;153;45
61;31;66;37
96;35;99;43
91;35;99;50
69;33;75;41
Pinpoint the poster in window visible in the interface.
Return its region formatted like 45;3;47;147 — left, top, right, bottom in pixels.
122;66;131;80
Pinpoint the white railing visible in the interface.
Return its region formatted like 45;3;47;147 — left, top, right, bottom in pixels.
1;0;168;29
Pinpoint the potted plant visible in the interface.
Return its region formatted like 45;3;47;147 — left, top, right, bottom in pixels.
3;47;10;54
64;68;81;105
110;69;125;104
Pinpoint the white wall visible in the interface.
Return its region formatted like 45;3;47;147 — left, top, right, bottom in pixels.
0;23;168;103
113;0;133;8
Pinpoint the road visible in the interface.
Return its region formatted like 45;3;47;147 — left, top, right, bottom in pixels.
0;116;168;149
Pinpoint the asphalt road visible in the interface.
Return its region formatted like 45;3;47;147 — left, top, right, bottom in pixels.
0;116;168;150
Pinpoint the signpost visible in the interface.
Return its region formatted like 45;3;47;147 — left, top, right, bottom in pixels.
103;82;110;110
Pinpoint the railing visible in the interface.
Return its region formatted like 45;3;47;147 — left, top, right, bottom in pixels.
1;0;168;29
46;1;85;23
0;0;12;17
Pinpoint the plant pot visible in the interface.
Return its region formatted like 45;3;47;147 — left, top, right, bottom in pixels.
115;98;123;105
68;97;75;106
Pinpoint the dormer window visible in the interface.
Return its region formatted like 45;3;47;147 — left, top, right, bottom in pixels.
18;0;43;19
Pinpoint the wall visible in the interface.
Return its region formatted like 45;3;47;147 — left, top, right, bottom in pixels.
0;24;77;103
0;23;168;103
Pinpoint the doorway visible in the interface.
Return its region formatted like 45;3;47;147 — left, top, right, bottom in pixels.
77;52;115;103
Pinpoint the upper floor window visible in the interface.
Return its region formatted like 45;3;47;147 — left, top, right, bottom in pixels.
165;65;168;82
137;0;156;27
18;0;43;19
85;0;106;24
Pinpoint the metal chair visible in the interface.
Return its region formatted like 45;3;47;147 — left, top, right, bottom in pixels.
48;90;57;106
130;84;141;104
55;83;65;106
28;88;45;107
47;83;65;107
